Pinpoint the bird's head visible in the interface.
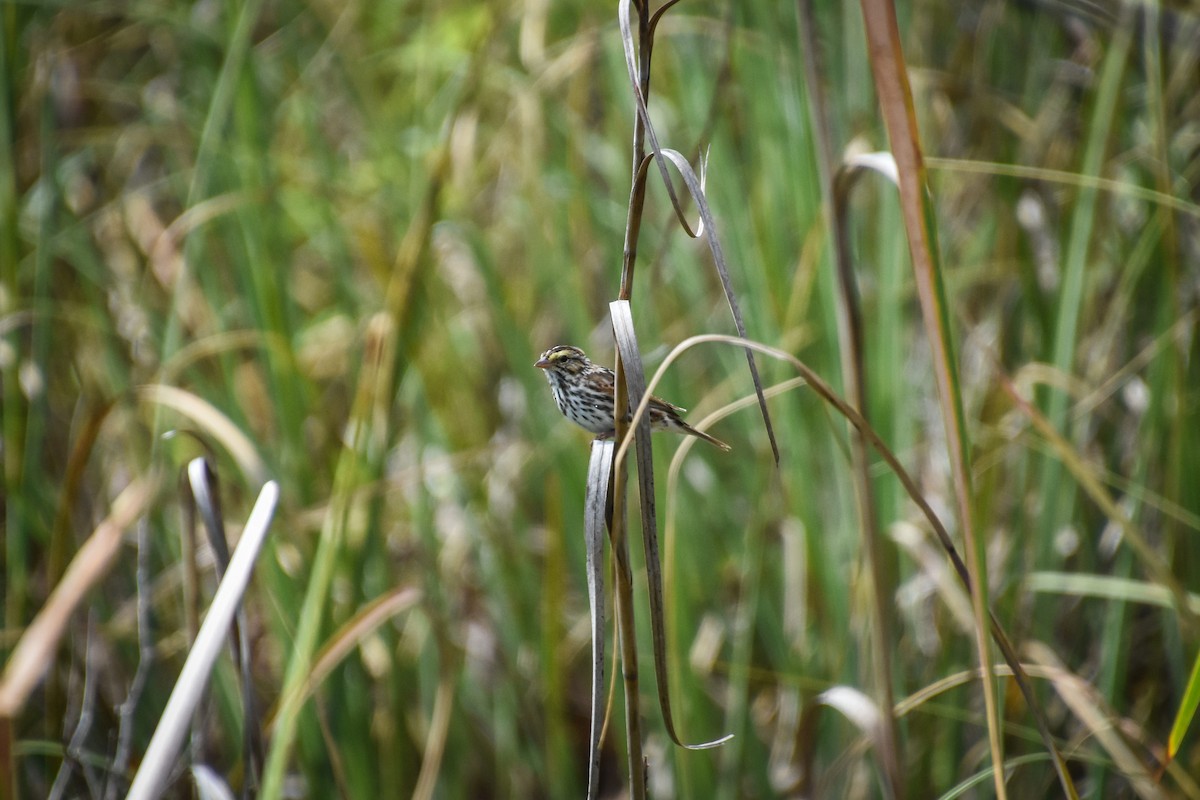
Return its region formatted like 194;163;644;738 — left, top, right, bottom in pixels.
535;345;591;375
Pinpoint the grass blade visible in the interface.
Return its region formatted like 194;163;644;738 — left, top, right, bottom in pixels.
857;0;1012;793
186;458;263;789
612;300;732;751
584;440;613;799
0;477;158;718
1168;649;1200;765
127;480;278;800
617;0;779;464
827;151;906;797
650;333;1079;795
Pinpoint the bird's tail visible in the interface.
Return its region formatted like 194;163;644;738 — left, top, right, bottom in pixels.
685;424;731;452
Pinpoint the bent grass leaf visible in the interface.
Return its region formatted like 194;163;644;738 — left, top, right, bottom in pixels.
139;385;267;484
617;0;778;465
266;587;425;729
829;150;904;797
643;333;1080;795
1024;642;1163;800
0;478;159;718
584;440;613;800
611;300;732;753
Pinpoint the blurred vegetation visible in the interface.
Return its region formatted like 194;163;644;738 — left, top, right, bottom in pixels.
2;0;1199;797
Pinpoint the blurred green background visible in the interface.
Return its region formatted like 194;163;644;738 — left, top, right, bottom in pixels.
3;0;1199;797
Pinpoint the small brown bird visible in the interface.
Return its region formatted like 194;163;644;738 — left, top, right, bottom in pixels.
534;345;730;451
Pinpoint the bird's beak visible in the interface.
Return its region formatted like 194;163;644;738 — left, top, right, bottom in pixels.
534;357;551;369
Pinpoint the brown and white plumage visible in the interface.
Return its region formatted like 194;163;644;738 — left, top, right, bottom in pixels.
534;345;730;451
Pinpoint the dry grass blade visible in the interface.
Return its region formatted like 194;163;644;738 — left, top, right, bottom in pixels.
610;302;656;558
186;457;263;788
191;765;236;800
413;676;456;800
795;686;886;796
642;333;1077;791
268;587;423;725
856;0;1019;794
607;303;648;799
187;458;231;571
1024;642;1165;800
617;0;779;464
607;460;645;797
127;480;279;800
47;402;112;594
138;385;267;484
0;477;158;718
617;0;693;234
998;369;1199;636
828;150;905;798
611;301;732;751
585;440;614;799
656;147;779;465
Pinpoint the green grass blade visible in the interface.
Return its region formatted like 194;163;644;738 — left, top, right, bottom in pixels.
1169;649;1200;762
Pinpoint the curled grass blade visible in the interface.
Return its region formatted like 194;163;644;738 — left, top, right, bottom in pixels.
617;0;778;464
795;686;886;797
288;587;421;720
656;148;779;465
617;0;694;235
829;149;905;797
138;385;267;485
584;440;614;799
612;301;732;752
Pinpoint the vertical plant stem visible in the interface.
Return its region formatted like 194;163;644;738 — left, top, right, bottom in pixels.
831;172;903;797
856;1;1006;794
610;479;646;800
619;0;651;299
612;3;649;792
800;3;902;793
